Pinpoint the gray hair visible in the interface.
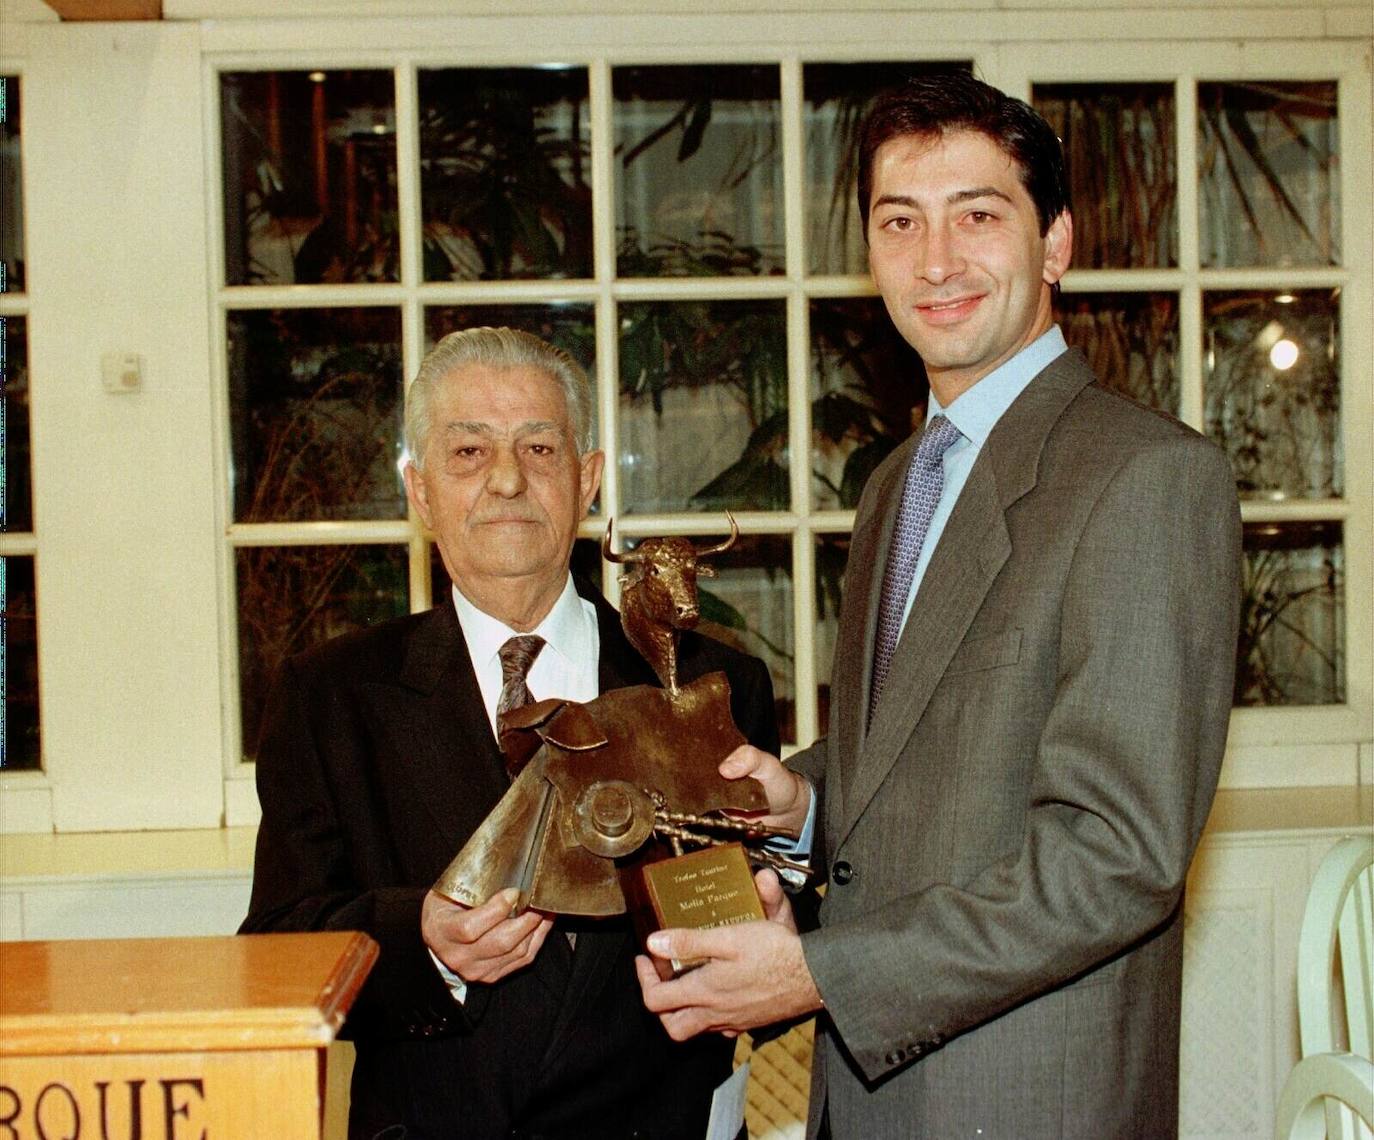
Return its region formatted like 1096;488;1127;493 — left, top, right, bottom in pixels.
405;326;595;469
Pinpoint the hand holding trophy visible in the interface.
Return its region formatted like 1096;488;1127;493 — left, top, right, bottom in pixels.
433;512;808;977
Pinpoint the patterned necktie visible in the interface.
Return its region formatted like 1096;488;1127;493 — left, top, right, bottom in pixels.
496;633;575;948
496;634;545;777
868;415;962;725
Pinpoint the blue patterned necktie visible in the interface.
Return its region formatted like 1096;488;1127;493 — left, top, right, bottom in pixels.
868;415;962;725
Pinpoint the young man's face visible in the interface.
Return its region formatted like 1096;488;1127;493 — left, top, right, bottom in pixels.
866;129;1072;404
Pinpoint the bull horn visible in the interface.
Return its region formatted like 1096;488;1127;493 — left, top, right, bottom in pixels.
601;518;644;565
694;511;739;559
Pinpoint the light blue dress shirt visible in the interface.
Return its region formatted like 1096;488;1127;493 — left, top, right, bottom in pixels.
898;325;1069;632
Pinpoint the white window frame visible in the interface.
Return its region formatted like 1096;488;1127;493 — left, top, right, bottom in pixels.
0;9;1366;836
210;23;1371;822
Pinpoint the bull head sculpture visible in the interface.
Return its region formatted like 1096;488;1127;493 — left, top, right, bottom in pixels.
602;512;739;696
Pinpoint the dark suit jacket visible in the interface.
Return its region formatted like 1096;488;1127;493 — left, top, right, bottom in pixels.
241;576;778;1140
791;349;1241;1138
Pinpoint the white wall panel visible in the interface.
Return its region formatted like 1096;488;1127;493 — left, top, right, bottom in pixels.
23;23;224;830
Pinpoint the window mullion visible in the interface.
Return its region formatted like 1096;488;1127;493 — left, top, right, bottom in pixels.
1176;75;1204;430
395;59;430;613
589;58;622;606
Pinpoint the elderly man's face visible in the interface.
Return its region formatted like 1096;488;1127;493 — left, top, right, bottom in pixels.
405;364;603;616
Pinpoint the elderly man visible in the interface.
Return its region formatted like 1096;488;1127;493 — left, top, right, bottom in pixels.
637;74;1242;1139
242;327;777;1140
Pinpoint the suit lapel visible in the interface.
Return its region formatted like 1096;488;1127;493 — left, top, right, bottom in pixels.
386;603;510;848
829;434;915;836
838;351;1097;845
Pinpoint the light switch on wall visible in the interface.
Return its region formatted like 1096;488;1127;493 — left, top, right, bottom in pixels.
101;352;143;394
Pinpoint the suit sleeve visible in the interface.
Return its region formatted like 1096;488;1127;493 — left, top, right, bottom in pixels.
240;655;470;1041
801;435;1241;1078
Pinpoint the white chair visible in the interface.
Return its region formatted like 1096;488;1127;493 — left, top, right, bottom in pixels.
1288;834;1374;1140
1276;1053;1374;1140
1300;835;1374;1059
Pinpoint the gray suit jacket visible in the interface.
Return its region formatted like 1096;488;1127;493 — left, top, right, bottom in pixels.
791;349;1241;1138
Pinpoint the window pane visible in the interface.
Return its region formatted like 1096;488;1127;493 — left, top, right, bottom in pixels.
419;68;591;282
1198;81;1339;268
1204;289;1340;499
814;532;850;738
221;70;399;285
424;303;595;372
618;299;787;513
1236;521;1344;707
229;308;405;522
803;61;971;276
2;315;31;531
1061;292;1180;415
809;297;924;509
1;555;40;770
236;544;408;758
615;65;783;278
1;76;23;293
1034;83;1176;269
628;532;795;745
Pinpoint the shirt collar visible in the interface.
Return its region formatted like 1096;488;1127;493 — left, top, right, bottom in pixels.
931;325;1068;446
450;574;592;672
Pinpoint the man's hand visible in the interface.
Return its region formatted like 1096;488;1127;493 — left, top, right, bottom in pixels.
635;870;822;1040
719;745;811;835
422;888;554;984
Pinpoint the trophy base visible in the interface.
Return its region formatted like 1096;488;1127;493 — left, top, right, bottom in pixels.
626;842;765;979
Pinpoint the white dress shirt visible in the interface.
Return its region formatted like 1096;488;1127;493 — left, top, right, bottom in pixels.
451;574;601;735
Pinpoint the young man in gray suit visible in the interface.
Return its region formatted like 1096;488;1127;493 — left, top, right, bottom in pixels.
637;74;1242;1138
242;327;776;1139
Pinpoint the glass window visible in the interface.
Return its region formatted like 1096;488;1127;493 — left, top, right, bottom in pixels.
1035;83;1177;269
814;532;850;738
1;555;40;771
221;70;399;285
228;307;405;523
1198;81;1339;269
1024;74;1350;719
614;65;784;277
424;302;595;377
2;314;30;532
0;76;23;294
1203;288;1340;500
618;299;787;514
1236;521;1344;706
419;67;591;282
218;53;1364;772
809;297;924;509
1061;292;1180;416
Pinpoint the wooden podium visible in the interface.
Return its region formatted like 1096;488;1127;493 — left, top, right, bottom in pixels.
0;931;377;1138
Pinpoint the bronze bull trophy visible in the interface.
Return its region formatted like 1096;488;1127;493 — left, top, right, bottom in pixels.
432;513;805;974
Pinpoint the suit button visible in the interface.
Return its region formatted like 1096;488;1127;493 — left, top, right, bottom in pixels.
832;860;854;885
